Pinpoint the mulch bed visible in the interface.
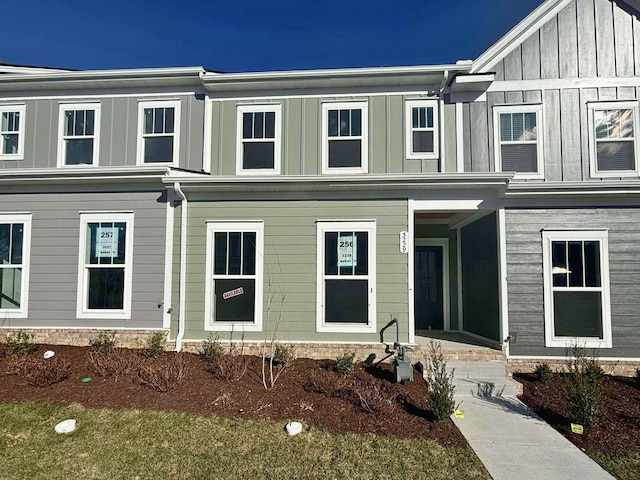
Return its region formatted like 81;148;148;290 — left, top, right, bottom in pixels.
515;372;640;456
0;344;466;446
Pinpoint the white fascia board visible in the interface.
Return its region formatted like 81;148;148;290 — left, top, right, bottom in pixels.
0;166;175;185
0;66;206;82
0;65;72;74
472;0;572;74
450;73;496;93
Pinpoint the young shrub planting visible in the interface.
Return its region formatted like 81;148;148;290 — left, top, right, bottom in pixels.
8;355;71;387
425;340;457;421
142;331;167;359
353;383;398;414
333;351;356;374
535;362;553;383
565;345;607;427
89;348;138;377
89;331;117;355
262;343;296;389
209;351;248;382
200;333;224;364
5;332;37;356
135;353;188;392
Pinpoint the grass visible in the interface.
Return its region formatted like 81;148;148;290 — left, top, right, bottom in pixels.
0;402;490;480
588;452;640;480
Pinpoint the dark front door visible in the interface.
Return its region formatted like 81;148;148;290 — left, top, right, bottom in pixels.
415;245;444;330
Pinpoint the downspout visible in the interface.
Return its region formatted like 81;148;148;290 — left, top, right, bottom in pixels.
172;182;188;352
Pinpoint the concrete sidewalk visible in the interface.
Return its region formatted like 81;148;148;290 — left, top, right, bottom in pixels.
448;361;616;480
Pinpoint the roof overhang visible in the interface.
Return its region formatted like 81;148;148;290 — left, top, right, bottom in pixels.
450;73;496;93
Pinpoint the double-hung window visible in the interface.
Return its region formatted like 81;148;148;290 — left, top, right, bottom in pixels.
205;222;264;332
77;213;134;319
236;105;281;175
57;103;100;166
542;230;611;348
316;221;376;333
137;100;180;165
406;100;438;159
588;102;639;177
322;102;368;174
0;104;26;160
0;214;31;318
494;105;543;179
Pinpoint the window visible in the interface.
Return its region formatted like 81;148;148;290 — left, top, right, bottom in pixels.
322;102;368;174
316;221;376;333
0;104;26;160
137;101;180;165
494;105;543;179
205;222;264;331
542;230;611;348
77;213;134;319
406;100;439;159
236;105;281;175
588;102;639;177
0;214;31;318
57;103;100;166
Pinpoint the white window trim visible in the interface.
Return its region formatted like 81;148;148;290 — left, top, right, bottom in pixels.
56;103;101;168
493;104;544;180
541;229;612;348
587;101;640;178
235;104;282;176
316;220;376;333
405;99;439;160
0;213;32;318
76;212;134;320
0;104;26;161
136;100;181;166
204;221;264;332
321;101;368;175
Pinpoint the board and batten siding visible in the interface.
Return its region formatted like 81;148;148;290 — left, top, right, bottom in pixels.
464;0;640;181
0;94;204;171
506;207;640;358
209;94;455;177
175;199;409;343
0;190;168;329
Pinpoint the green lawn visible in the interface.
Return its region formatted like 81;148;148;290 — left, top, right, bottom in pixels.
589;452;640;480
0;402;490;480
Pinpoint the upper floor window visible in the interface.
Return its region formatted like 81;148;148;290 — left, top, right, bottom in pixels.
322;101;368;174
0;104;26;160
0;214;31;318
405;100;438;160
588;102;639;177
236;104;281;175
493;104;543;179
137;100;180;165
57;103;101;167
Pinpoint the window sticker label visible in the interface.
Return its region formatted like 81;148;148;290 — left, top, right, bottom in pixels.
97;226;119;258
338;234;357;267
223;287;244;300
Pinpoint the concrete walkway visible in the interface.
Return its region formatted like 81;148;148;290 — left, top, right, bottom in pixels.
448;361;616;480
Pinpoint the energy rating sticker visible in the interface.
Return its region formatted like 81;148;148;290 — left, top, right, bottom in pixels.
454;409;465;418
571;423;584;435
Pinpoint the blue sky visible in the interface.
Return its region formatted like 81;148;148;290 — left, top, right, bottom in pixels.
4;0;544;72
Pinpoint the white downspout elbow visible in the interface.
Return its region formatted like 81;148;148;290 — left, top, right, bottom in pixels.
173;182;188;352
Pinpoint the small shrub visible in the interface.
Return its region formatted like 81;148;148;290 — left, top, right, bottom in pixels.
8;355;71;387
333;351;356;374
89;348;137;377
535;363;553;383
273;344;296;366
135;354;188;392
5;332;37;356
89;331;117;355
200;333;224;364
425;340;457;421
353;383;397;414
303;369;349;396
565;345;606;427
207;352;247;382
142;331;166;359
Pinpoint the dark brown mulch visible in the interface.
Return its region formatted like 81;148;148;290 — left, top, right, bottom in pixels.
515;372;640;456
0;344;466;446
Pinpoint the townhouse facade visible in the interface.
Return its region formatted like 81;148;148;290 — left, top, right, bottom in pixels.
3;0;640;367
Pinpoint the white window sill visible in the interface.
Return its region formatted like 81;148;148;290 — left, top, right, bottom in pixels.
545;337;612;349
205;322;262;332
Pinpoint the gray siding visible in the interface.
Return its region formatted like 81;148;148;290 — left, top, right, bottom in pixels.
0;189;168;329
461;213;500;342
506;207;640;357
0;94;204;171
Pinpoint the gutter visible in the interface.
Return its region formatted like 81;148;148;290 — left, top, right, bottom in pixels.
171;182;189;352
